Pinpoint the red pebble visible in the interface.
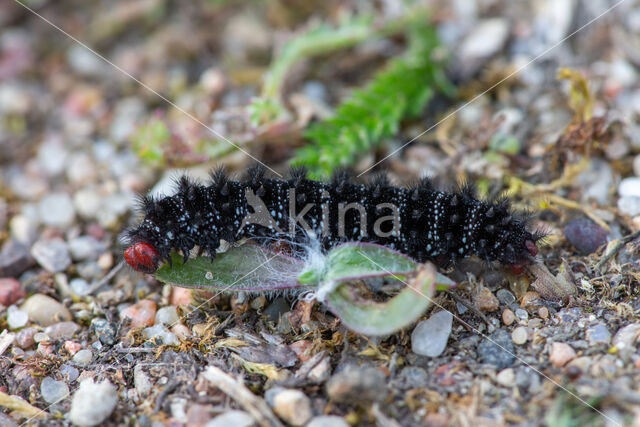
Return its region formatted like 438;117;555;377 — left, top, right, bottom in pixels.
0;278;26;306
121;299;157;328
124;242;160;273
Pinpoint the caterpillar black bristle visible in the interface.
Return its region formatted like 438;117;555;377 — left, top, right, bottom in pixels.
124;166;540;274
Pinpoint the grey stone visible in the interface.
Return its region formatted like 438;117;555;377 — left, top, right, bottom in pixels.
30;238;71;273
496;289;516;305
40;377;69;404
68;236;104;261
38;193;75;228
477;329;516;369
411;310;453;357
326;366;387;404
586;324;611;345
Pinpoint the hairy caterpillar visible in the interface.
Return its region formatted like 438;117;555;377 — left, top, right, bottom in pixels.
124;166;541;274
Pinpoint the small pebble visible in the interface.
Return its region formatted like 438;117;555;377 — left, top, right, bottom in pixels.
7;305;28;329
264;297;290;323
477;329;515;369
411;310;453;357
617;196;640;216
121;299;157;327
45;321;80;339
528;319;543;329
34;332;50;343
170;287;191;306
21;294;71;326
270;389;312;426
307;416;349;427
473;286;499;312
91;318;117;346
15;327;37;349
563;218;608;255
619;177;640;197
204;410;255;427
496;368;515;387
74;188;102;219
73;349;93;365
0;278;26;306
142;325;179;346
612;323;640;349
496;289;516;305
134;365;153;398
155;306;179;326
171;324;191;340
586;324;611;345
69;379;118;426
30;238;71;273
502;309;515;326
40;377;69;404
515;308;529;321
456;301;468;314
38;193;75;228
70;278;91;296
64;341;82;355
68;236;104;261
538;307;549;319
511;327;528;345
549;342;577;367
0;239;34;277
520;291;540;309
59;364;80;382
326;366;387;404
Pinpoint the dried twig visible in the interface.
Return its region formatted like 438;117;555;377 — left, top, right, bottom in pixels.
595;229;640;271
445;290;491;325
202;365;284;427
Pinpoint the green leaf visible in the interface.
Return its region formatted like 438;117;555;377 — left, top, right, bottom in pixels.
324;263;455;336
324;242;418;282
154;245;308;292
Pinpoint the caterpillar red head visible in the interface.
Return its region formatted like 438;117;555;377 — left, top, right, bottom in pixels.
124;241;160;273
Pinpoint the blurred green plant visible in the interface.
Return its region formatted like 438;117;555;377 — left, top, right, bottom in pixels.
248;10;435;127
130;117;170;167
291;21;454;178
154;241;455;336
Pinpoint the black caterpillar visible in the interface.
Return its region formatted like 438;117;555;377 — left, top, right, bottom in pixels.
124;166;541;274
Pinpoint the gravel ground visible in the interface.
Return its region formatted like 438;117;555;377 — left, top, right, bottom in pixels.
2;1;640;426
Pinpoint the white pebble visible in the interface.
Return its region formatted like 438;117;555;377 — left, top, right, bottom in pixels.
155;306;180;326
142;325;179;346
619;177;640;197
69;379;118;426
73;349;93;365
7;305;28;329
205;410;255;427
